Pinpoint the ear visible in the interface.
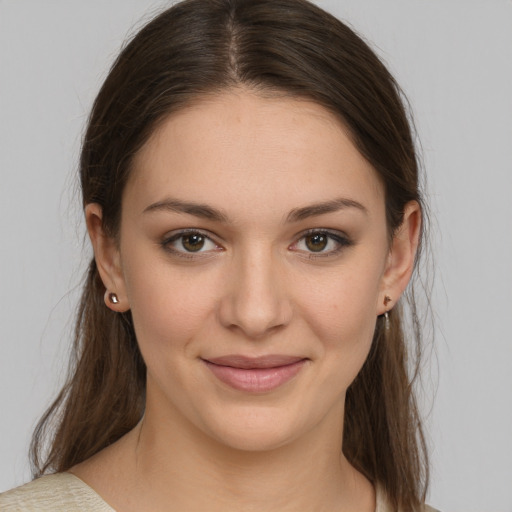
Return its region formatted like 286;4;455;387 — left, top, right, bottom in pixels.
85;203;130;312
377;200;421;315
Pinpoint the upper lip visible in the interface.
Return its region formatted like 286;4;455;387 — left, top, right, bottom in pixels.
203;355;306;369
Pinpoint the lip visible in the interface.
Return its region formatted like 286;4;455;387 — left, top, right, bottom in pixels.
202;355;307;393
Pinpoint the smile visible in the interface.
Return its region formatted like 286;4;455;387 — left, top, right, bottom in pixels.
202;355;307;393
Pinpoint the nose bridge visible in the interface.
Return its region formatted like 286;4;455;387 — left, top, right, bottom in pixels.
219;242;291;338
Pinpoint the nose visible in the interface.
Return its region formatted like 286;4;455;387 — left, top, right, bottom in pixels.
218;246;292;339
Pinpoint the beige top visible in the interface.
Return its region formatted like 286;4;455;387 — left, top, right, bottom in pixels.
0;472;438;511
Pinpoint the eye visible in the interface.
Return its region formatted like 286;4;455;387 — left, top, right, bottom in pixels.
162;230;221;256
290;229;352;257
304;233;330;252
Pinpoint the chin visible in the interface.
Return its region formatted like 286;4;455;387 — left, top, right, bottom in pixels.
197;402;312;453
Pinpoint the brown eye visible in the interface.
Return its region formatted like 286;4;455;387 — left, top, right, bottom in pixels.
182;233;205;252
291;230;351;258
163;230;220;257
305;233;328;252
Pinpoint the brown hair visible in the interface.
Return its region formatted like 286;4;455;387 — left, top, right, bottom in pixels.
31;0;430;509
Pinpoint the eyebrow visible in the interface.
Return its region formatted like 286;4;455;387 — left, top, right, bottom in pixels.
286;197;368;222
143;199;229;222
143;197;367;223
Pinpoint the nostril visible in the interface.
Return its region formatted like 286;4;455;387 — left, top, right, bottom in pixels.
216;254;292;337
218;292;292;339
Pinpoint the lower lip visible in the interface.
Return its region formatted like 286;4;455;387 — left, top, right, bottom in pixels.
203;360;307;393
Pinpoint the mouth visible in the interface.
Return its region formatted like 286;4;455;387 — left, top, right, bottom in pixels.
201;355;308;393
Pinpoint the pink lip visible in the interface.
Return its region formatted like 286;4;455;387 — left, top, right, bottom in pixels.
202;355;307;393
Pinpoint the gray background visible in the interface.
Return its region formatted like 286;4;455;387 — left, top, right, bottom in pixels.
1;1;511;510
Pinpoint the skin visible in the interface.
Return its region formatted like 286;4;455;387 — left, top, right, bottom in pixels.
76;89;420;512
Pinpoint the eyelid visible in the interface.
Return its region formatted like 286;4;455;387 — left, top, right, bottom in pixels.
289;228;353;258
161;228;224;258
159;227;352;260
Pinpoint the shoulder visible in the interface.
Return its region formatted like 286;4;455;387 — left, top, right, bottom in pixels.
376;485;441;512
0;472;115;511
424;506;441;512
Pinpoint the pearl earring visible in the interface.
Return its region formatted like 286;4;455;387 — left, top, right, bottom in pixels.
108;292;119;305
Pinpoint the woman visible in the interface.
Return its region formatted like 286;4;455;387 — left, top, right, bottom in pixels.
0;0;436;510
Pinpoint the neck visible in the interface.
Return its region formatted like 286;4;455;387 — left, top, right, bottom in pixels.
122;397;373;512
72;390;374;512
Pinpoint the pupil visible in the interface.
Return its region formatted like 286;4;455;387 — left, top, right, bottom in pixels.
306;234;327;252
183;234;204;252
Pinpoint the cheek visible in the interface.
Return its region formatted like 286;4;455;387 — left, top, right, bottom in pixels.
121;248;221;356
295;260;382;374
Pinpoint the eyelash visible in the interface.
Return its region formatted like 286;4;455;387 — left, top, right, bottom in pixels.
161;229;222;259
290;229;353;259
160;228;352;260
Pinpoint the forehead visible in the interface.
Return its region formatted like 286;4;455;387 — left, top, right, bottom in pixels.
126;90;384;222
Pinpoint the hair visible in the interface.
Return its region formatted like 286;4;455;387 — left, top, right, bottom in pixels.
31;0;430;509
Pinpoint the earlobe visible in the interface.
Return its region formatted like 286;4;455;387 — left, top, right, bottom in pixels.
378;201;421;315
85;203;129;312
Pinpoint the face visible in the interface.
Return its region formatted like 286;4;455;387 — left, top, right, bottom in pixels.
91;90;413;452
